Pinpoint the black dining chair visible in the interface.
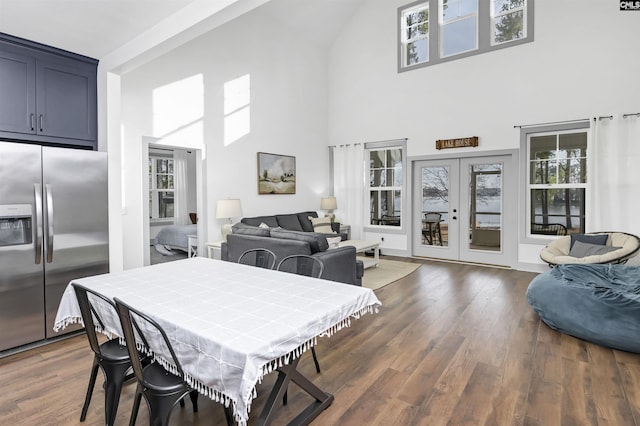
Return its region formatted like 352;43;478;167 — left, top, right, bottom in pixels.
114;298;234;426
276;255;324;374
276;255;325;404
238;248;277;269
422;212;443;246
72;284;133;426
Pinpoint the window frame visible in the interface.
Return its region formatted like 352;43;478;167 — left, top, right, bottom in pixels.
398;0;534;73
149;154;175;223
519;121;591;244
400;2;430;68
366;141;406;229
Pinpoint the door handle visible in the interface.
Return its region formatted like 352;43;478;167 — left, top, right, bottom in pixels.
30;113;35;131
45;184;54;263
34;184;42;264
39;114;43;132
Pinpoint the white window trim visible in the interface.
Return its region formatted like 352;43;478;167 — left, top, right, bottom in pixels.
439;0;479;58
519;121;590;244
365;141;407;229
401;3;430;67
149;154;175;222
490;0;527;46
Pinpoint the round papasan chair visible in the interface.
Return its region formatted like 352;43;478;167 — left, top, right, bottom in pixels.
527;264;640;353
540;232;640;267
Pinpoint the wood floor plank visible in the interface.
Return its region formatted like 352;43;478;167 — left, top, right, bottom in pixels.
2;257;640;425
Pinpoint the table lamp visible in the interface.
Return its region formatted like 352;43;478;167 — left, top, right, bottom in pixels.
216;198;242;241
320;196;337;221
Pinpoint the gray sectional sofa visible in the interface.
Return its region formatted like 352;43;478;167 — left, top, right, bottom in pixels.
221;211;362;286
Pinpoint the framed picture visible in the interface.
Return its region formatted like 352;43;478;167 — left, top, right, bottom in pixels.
257;152;296;194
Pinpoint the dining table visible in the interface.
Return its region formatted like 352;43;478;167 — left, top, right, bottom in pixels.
54;257;381;425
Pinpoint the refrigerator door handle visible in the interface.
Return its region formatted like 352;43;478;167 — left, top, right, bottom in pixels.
45;184;54;263
34;184;43;265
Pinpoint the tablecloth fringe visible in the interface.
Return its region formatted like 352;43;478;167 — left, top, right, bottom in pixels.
53;316;82;333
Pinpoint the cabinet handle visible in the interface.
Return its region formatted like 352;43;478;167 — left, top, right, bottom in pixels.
30;113;35;131
39;114;43;132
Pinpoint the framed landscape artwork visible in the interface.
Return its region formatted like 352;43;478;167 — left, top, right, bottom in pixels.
257;152;296;194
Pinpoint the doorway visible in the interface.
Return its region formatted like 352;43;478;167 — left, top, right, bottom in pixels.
412;153;517;267
143;141;203;266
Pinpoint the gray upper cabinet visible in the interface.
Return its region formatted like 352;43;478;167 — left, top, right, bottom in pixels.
0;34;97;149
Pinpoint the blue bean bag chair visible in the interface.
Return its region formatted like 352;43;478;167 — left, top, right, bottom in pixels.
526;264;640;353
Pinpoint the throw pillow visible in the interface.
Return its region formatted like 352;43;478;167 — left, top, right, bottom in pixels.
326;236;342;250
570;233;608;249
259;222;270;229
309;216;336;234
569;240;621;258
231;223;270;237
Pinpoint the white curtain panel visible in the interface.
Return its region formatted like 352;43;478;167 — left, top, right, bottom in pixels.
173;149;189;226
333;144;365;240
589;116;640;235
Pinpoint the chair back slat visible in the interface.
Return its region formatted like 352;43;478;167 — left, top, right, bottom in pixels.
115;298;185;384
277;255;324;279
238;248;277;269
73;284;118;355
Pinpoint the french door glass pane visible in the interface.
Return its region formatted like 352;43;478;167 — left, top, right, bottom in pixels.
421;166;449;246
469;163;502;251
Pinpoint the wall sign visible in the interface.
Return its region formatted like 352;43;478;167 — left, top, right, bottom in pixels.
435;136;479;150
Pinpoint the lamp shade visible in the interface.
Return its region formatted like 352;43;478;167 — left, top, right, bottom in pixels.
216;199;242;219
320;196;337;210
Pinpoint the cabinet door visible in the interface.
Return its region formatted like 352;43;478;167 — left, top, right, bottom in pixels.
0;44;36;135
35;57;97;142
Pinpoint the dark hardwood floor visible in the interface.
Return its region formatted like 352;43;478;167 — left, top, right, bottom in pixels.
2;257;640;425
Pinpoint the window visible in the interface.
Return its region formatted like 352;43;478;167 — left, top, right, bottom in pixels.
401;3;429;67
368;147;403;227
440;0;478;58
491;0;526;45
399;0;532;72
527;129;588;237
149;155;174;220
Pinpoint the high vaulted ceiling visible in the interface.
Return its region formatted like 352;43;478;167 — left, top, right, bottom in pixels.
0;0;365;62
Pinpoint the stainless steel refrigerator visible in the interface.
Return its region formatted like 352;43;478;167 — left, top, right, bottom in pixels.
0;141;108;353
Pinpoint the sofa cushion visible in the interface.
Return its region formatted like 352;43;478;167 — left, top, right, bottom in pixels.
232;222;271;237
297;211;318;232
241;215;278;228
270;229;329;253
276;214;304;231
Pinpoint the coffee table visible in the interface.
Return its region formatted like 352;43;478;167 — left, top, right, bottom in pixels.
339;239;380;269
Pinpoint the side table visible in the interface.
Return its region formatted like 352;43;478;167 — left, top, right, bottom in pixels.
206;240;223;260
187;234;198;258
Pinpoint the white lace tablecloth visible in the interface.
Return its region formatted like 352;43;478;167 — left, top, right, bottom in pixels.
54;257;381;425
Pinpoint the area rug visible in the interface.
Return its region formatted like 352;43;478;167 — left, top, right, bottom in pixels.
361;258;420;291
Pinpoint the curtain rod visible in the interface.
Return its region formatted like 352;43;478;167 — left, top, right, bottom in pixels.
623;112;640;118
328;143;363;148
514;118;590;128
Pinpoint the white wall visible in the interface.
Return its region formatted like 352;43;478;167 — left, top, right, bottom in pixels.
119;5;331;268
328;0;640;268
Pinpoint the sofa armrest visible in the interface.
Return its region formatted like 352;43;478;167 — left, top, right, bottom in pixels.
312;246;362;286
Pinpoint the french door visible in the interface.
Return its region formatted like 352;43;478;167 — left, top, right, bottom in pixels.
412;154;516;266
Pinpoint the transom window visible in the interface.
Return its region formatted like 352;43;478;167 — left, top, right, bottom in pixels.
399;0;532;72
440;0;478;58
527;130;588;237
368;147;403;227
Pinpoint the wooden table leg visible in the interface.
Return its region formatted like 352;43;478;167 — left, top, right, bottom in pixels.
257;357;334;426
